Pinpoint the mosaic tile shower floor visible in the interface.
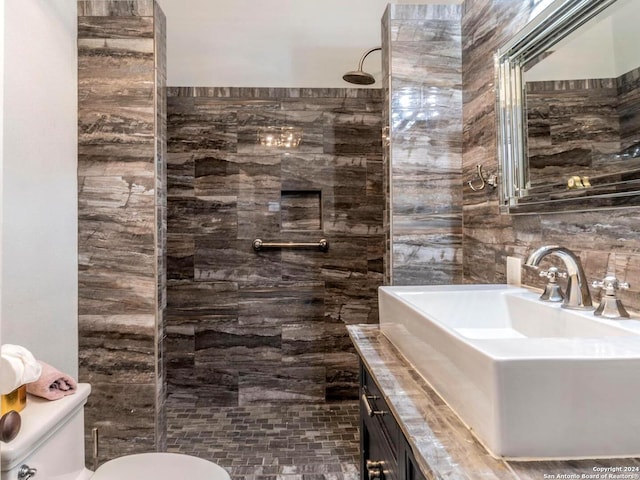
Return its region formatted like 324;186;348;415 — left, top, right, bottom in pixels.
166;402;361;480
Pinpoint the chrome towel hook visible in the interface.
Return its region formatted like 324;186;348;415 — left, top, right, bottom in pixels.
468;164;497;191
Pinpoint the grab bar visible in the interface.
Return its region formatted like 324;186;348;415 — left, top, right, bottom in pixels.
252;238;329;252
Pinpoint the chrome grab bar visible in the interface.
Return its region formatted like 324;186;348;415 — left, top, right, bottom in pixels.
252;238;329;252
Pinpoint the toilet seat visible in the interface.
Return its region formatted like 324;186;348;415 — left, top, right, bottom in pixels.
91;453;231;480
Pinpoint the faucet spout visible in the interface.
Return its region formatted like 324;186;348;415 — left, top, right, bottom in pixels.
525;245;593;310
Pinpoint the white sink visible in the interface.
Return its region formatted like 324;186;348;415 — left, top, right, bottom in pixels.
379;284;640;460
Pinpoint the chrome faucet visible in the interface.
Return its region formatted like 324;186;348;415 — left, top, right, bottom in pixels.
525;246;593;310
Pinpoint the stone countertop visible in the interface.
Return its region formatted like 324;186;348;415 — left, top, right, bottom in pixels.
347;325;640;480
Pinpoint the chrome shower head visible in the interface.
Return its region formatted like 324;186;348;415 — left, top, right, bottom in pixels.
342;70;376;85
342;47;381;85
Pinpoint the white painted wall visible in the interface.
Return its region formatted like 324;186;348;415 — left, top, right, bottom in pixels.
611;0;640;76
1;0;78;377
156;0;463;87
0;0;5;352
526;0;640;81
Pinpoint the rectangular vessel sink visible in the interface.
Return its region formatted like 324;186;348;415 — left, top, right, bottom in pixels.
379;284;640;459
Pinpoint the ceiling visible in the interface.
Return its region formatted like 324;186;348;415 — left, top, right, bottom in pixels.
156;0;463;87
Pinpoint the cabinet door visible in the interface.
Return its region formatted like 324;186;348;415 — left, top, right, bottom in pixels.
399;434;429;480
361;408;398;480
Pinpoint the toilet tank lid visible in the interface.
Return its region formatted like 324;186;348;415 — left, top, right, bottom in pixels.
1;383;91;471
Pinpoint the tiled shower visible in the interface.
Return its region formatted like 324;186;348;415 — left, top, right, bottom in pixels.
164;87;385;407
76;0;466;466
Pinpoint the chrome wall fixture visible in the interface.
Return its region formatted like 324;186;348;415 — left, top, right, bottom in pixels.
342;47;381;85
252;238;329;252
467;164;498;191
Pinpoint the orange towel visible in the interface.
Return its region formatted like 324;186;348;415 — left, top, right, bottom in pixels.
26;361;77;400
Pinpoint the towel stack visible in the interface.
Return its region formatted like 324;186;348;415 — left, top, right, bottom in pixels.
0;344;77;400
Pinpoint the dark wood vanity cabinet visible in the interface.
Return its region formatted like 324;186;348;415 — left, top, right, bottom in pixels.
360;362;427;480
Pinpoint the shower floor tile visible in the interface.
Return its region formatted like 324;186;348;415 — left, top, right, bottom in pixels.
166;402;360;480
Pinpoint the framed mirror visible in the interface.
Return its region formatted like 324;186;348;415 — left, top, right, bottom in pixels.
495;0;640;214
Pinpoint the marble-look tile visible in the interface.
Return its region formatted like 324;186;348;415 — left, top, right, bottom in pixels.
166;88;384;407
78;2;166;461
239;283;325;326
526;81;621;186
83;382;156;467
238;365;326;405
618;66;640;151
385;5;463;286
236;187;283;240
167;112;238;153
166;152;195;196
324;279;380;324
237;110;324;155
78;175;155;209
194;154;240;196
281;154;368;197
323;195;384;236
79;314;156;384
78;38;155;98
325;351;360;401
322;112;383;156
78;0;155;17
78;144;155;177
281;235;370;282
166;281;239;323
167;234;194;280
282;323;353;357
78;16;154;38
194;237;283;282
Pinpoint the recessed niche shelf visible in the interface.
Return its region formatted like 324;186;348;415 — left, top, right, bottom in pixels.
281;190;322;231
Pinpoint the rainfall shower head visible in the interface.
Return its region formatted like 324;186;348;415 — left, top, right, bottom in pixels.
342;47;381;85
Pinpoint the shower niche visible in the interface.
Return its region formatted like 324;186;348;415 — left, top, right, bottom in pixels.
280;190;323;231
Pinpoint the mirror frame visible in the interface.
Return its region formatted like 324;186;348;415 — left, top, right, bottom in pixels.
494;0;640;214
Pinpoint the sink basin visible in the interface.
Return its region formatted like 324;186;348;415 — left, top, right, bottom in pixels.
379;284;640;459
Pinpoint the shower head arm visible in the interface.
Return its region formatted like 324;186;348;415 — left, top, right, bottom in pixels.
357;47;382;71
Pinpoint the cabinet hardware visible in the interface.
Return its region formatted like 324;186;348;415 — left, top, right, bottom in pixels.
361;392;386;417
367;460;384;480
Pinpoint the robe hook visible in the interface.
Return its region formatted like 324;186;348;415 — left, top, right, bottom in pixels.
468;164;497;191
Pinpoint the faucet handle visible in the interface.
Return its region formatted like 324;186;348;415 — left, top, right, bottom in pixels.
592;275;629;294
539;267;566;302
592;274;630;319
539;267;567;281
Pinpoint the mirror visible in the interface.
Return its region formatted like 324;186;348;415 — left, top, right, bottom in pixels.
495;0;640;213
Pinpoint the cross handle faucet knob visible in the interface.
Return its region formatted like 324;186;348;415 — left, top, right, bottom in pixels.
539;267;567;282
592;275;629;296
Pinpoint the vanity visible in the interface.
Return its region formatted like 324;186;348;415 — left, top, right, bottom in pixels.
349;322;640;480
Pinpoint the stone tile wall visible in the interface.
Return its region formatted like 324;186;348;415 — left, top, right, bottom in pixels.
462;0;640;312
526;79;620;187
77;0;166;464
382;5;463;286
618;66;640;152
165;87;384;407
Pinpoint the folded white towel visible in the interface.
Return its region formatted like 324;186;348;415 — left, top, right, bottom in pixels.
0;344;42;395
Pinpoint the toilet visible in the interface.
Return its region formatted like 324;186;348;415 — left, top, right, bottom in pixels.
0;384;230;480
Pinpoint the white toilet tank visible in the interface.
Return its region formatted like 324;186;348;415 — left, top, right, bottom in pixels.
1;383;92;480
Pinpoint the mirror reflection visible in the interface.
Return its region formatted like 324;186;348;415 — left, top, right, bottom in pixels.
524;0;640;193
496;0;640;213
